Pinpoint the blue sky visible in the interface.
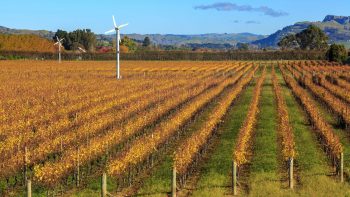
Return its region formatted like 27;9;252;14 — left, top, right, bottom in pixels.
1;0;349;35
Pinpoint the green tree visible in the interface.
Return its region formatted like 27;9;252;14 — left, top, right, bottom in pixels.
296;25;328;50
236;43;249;51
53;29;71;50
69;29;96;52
278;34;299;50
142;37;151;47
53;29;96;52
326;44;348;63
120;36;137;52
70;42;85;51
278;25;329;50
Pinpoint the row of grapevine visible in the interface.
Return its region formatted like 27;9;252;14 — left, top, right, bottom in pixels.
105;65;254;180
1;63;244;176
0;76;213;179
317;75;350;104
0;62;239;141
0;61;247;190
32;65;250;187
298;65;350;104
233;66;266;166
0;74;133;125
231;65;266;195
0;61;236;131
174;65;258;184
315;72;350;92
330;75;350;91
272;65;295;189
288;64;350;127
279;65;343;167
272;66;295;160
0;79;190;158
0;78;169;146
2;61;350;196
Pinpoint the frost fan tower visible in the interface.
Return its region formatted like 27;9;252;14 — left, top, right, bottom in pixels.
105;16;128;79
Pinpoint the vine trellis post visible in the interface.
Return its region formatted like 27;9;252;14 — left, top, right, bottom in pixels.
232;160;237;195
172;165;176;197
289;157;294;189
26;179;31;197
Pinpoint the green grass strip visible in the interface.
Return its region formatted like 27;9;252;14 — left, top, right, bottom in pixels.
248;65;282;196
190;72;255;197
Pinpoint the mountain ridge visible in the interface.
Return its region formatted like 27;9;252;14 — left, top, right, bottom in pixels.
253;15;350;47
2;15;350;49
323;15;350;24
97;32;268;46
0;26;266;47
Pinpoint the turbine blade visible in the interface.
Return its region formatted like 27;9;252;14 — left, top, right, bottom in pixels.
78;47;86;53
105;29;116;34
54;42;59;45
118;23;128;29
112;15;117;28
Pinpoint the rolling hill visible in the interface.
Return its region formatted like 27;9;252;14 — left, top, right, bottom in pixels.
0;26;55;40
99;33;267;47
0;26;266;48
0;34;56;52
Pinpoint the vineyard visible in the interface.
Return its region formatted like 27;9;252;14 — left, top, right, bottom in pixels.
1;60;350;196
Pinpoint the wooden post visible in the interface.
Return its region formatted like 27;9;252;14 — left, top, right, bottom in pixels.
26;179;31;197
24;147;28;185
172;165;176;197
76;148;80;187
128;167;131;186
101;172;107;197
340;153;344;183
232;160;237;195
231;160;234;193
289;157;294;189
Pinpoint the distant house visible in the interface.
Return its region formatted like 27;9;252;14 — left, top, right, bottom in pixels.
96;46;113;53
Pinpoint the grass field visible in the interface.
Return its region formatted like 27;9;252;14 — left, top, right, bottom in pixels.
1;60;350;197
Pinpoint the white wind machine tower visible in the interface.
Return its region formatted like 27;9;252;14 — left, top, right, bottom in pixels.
54;36;64;63
105;15;128;79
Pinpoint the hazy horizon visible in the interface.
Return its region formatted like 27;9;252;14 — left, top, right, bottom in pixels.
1;0;349;35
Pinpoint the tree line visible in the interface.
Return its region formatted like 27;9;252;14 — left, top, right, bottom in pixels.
0;50;326;61
53;29;97;52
